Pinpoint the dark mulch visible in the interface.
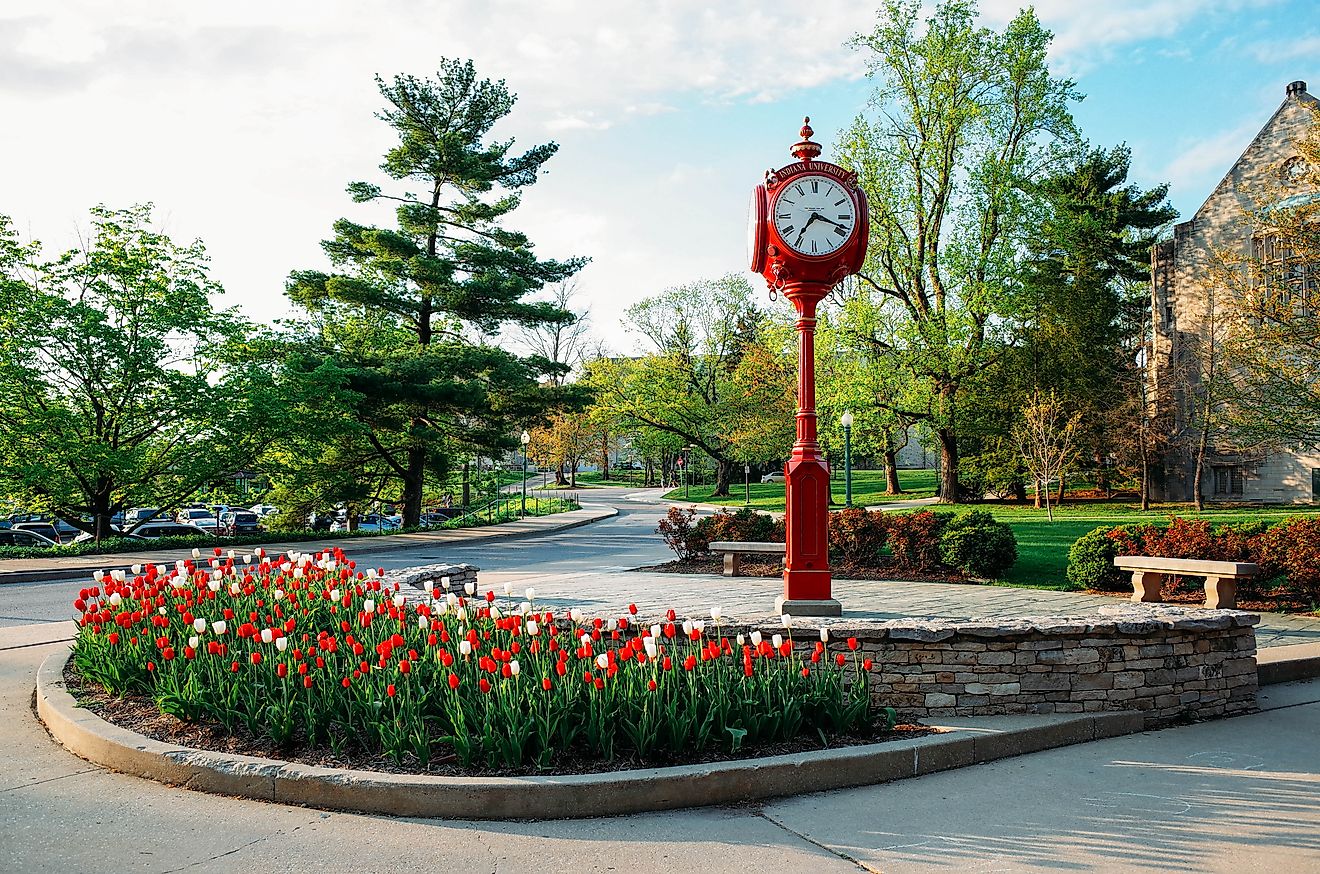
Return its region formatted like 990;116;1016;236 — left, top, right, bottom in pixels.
1085;586;1313;614
64;663;935;778
641;556;968;584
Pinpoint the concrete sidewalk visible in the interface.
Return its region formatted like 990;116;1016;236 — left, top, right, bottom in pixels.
4;628;1318;872
0;504;616;586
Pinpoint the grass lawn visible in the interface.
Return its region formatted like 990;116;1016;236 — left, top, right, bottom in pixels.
663;468;938;511
979;502;1320;590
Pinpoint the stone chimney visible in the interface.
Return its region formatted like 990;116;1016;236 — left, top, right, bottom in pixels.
1286;80;1307;98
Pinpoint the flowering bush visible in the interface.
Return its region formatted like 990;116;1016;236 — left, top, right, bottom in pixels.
70;547;879;769
655;507;705;560
1250;517;1320;604
695;507;783;547
885;510;950;572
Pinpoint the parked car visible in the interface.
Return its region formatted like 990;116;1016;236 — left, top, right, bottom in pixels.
760;472;786;483
176;508;220;532
210;505;231;517
72;521;208;543
219;510;262;536
0;528;58;548
124;507;164;526
249;504;279;517
331;513;399;534
13;521;61;544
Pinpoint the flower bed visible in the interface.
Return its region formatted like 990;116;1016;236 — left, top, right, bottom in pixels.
70;547;882;771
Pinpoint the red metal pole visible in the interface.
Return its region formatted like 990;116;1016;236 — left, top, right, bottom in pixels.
781;282;838;615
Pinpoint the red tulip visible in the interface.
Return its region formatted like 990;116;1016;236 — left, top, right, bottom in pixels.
231;661;240;673
847;637;859;651
801;667;810;677
479;678;491;693
628;603;638;615
304;676;314;688
542;677;553;691
399;659;411;674
277;663;287;678
342;677;351;688
447;673;460;690
647;679;657;691
835;653;847;667
683;655;696;671
251;652;262;665
387;684;396;697
862;658;874;671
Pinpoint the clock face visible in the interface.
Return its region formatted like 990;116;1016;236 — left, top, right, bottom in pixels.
772;174;857;257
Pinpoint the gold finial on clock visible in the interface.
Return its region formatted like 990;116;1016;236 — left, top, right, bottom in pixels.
791;116;822;162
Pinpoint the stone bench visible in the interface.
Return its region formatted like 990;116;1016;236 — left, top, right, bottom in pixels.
1114;555;1258;610
708;541;783;577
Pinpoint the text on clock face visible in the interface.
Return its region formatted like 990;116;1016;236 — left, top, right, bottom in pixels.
772;174;856;256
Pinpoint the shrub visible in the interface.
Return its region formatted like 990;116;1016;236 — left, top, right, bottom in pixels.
1066;526;1125;591
696;507;782;546
1252;517;1320;605
70;546;880;769
656;507;704;560
885;510;948;572
938;510;1017;578
829;508;889;566
1145;517;1216;560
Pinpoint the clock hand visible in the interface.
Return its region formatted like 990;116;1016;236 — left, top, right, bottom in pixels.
794;213;819;246
813;214;848;230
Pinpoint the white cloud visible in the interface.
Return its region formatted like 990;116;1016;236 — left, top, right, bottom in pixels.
1247;33;1320;62
1160;118;1263;202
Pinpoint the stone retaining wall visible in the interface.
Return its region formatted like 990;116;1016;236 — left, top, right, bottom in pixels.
384;563;479;593
755;605;1258;727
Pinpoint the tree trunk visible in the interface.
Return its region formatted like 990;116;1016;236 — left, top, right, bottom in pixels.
600;434;610;480
555;462;568;487
461;460;471;508
1193;418;1210;511
712;458;734;497
1139;441;1150;511
570;462;578;488
1011;463;1027;502
936;428;959;503
1055;473;1065;507
402;442;425;527
91;480;115;542
883;449;903;494
1033;478;1042;509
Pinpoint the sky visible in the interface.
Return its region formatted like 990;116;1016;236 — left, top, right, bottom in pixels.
0;0;1315;353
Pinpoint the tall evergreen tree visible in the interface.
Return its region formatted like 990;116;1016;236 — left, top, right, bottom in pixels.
286;61;586;525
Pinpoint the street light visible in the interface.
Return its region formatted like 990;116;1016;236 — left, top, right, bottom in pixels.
520;430;530;517
682;445;693;499
744;463;751;505
841;411;854;508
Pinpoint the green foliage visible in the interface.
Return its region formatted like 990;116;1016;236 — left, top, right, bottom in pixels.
0;206;282;539
828;508;889;565
695;507;784;550
939;510;1018;577
283;60;587;525
1064;526;1123;591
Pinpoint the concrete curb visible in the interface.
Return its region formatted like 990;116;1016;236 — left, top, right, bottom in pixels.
38;646;1143;820
1258;642;1320;685
1;505;617;586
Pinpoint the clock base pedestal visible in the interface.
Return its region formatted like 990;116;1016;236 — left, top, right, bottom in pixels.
780;598;842;618
783;454;834;610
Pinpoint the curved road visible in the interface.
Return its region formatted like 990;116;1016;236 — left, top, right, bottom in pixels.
0;488;675;628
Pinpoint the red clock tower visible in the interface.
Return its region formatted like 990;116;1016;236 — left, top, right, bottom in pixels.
748;118;868;616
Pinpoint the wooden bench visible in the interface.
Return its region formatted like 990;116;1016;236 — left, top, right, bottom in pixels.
708;541;784;577
1113;556;1258;610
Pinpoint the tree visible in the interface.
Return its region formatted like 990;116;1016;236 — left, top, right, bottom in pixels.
286;61;586;526
527;410;594;487
1015;389;1081;521
592;275;766;497
839;0;1080;502
0;206;278;539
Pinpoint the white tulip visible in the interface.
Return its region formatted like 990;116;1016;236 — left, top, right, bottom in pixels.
459;640;472;656
579;631;592;645
276;637;288;652
229;582;242;596
774;595;785;614
525;620;539;636
363;598;375;614
93;572;102;584
365;568;377;579
292;567;304;579
273;589;285;601
644;639;658;659
227;550;235;560
525;586;536;601
694;620;706;634
158;607;166;616
330;588;341;602
243;554;253;565
108;592;122;607
772;634;783;649
446;592;458;607
131;564;142;575
212;620;227;635
441;576;451;590
175;560;186;570
193;618;207;634
605;618;616;631
455;606;467;623
518;601;531;615
423;580;434;593
418;616;428;630
682;619;693;636
781;613;792;629
260;628;273;644
192;548;201;559
255;548;265;558
207;580;220;593
570;608;584;623
503;581;513;596
490;605;502;619
650;624;661;639
393;593;405;608
188;635;199;649
170;578;186;589
112;570;125;583
209;558;220;569
819;627;830;643
737;633;745;646
750;631;763;646
710;606;722;621
595;653;609;670
464;582;475;596
509;660;520;677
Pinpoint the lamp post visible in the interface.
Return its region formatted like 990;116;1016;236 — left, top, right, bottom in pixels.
682;446;693;499
841;411;854;508
744;463;751;505
520;430;530;517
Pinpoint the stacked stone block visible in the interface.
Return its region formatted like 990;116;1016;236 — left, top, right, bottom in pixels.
384;563;479;595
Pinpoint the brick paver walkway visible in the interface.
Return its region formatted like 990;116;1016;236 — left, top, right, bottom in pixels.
478;568;1320;649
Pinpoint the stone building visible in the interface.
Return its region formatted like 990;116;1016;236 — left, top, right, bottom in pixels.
1150;80;1318;503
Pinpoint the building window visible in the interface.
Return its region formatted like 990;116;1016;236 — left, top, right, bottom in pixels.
1164;303;1175;329
1253;234;1317;318
1213;466;1245;496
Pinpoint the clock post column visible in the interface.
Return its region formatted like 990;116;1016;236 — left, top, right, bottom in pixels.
781;282;840;616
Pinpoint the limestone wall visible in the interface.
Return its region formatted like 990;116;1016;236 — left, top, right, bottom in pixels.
756;605;1258;727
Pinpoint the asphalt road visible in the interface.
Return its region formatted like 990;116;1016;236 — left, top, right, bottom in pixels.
0;489;675;628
